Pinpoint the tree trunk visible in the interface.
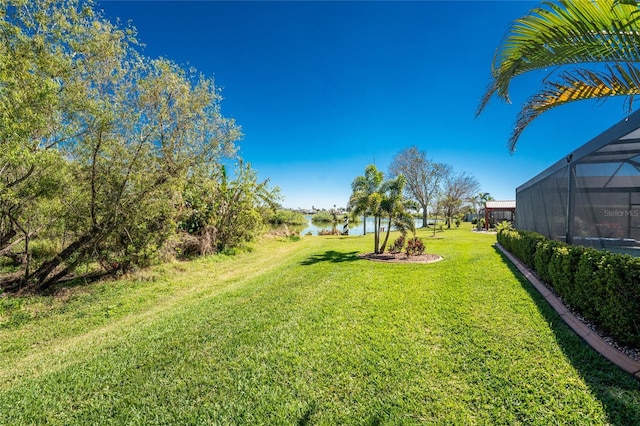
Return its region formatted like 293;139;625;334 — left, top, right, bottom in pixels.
25;233;94;292
374;216;380;253
23;231;30;281
432;212;437;236
0;229;17;251
379;216;393;253
0;233;33;263
421;204;428;228
33;255;85;294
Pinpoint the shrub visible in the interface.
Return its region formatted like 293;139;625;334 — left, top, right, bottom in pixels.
547;244;585;300
405;237;425;256
318;228;341;236
268;209;307;225
388;234;406;254
575;251;640;346
533;239;563;284
311;211;335;223
497;229;545;269
573;250;605;320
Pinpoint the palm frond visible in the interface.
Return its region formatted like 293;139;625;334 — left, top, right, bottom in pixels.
508;62;640;152
614;0;640;7
478;0;640;115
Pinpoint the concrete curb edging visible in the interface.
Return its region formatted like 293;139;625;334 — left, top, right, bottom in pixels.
496;243;640;379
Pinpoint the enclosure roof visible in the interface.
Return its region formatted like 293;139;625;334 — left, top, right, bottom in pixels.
517;108;640;192
486;200;516;209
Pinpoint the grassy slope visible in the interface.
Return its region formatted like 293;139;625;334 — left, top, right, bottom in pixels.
1;228;639;425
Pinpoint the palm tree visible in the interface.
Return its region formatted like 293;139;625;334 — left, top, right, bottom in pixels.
479;192;494;204
376;174;408;253
468;194;481;225
348;164;383;237
349;165;409;253
477;0;640;152
477;192;494;229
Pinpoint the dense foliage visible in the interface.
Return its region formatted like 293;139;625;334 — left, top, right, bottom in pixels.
175;162;279;257
311;211;336;223
268;209;307;226
0;0;277;293
405;236;426;256
497;229;640;347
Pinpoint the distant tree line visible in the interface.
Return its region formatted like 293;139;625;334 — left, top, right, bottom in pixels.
0;0;279;294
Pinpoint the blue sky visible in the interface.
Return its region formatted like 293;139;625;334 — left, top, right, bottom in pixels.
99;0;633;210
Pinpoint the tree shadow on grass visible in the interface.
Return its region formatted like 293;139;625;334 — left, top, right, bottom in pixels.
299;250;360;266
297;402;316;425
493;245;640;424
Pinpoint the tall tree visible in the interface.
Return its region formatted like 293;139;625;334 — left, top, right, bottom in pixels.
0;0;243;293
442;172;480;229
26;55;241;292
477;0;640;151
0;0;140;288
0;0;99;258
389;146;450;228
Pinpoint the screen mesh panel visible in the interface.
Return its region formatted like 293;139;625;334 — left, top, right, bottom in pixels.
516;111;640;255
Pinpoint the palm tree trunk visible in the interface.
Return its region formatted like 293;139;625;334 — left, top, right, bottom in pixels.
379;215;393;253
374;216;380;253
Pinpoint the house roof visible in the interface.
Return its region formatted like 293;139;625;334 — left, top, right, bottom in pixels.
485;200;516;209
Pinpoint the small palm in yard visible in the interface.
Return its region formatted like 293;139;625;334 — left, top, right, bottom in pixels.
349;164;413;254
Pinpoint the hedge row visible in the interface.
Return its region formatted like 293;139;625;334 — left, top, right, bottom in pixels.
497;229;640;348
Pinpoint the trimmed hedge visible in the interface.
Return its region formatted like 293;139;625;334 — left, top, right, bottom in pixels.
497;229;546;269
497;229;640;348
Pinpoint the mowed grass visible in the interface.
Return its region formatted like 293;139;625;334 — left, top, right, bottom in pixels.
1;228;640;425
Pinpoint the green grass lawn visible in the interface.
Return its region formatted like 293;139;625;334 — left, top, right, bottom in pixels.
1;227;639;425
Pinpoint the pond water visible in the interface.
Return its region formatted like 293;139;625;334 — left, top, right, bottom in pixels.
286;216;430;236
